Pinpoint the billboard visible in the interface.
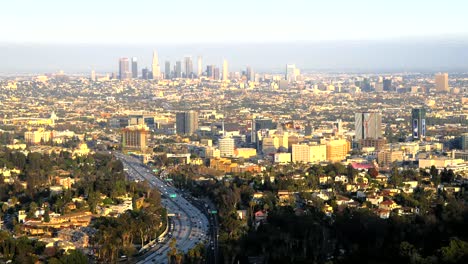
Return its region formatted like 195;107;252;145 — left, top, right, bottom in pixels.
421;119;426;137
413;119;419;138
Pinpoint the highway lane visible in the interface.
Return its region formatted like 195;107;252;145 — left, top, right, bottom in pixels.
114;153;209;264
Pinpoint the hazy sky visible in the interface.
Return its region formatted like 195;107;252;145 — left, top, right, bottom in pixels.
1;0;468;73
2;0;467;43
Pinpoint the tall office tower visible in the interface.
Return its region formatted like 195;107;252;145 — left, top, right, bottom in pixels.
219;137;235;157
213;67;220;80
435;73;449;92
251;118;274;143
121;125;149;152
222;59;228;81
142;68;149;80
462;133;468;150
175;61;182;78
411;108;426;141
90;70;96;82
152;51;161;80
176;111;199;135
164;61;171;79
206;65;214;79
184;56;193;78
119;58;130;80
383;78;392;91
246;66;254;81
197;56;203;77
355;112;382;140
286;64;297;82
131;57;138;78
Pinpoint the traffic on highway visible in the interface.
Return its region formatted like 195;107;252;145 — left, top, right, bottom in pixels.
114;152;212;264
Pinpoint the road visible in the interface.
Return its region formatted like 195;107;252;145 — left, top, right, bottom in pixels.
114;153;210;264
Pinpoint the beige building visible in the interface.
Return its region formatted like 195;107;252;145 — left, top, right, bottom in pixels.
235;148;257;159
377;150;404;167
24;129;51;145
121;125;149;152
325;139;350;162
435;73;449;92
419;157;464;169
274;153;291;163
292;143;327;163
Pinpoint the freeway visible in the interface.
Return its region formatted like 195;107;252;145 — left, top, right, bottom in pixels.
114;153;210;264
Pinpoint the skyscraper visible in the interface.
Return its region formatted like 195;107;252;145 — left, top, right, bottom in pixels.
90;70;96;82
175;61;182;78
206;65;214;79
355;112;382;140
197;56;203;77
222;59;228;81
411;108;426;141
246;66;254;82
131;57;138;78
119;58;130;80
383;78;392;91
286;64;297;82
435;73;449;92
213;67;220;80
184;56;193;78
142;68;149;80
152;51;160;80
165;61;171;79
176;111;199;135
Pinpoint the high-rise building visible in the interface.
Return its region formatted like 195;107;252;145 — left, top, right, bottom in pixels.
411;108;426;141
222;59;228;81
355;112;382;140
119;58;130;80
121;125;149;152
197;56;203;77
462;133;468;151
383;78;392;91
326;139;350;162
165;61;171;79
219;137;235;157
184;56;193;78
213;67;220;80
176;111;199;135
90;70;96;82
292;143;327;163
246;66;254;81
206;65;215;79
142;68;149;80
131;57;138;78
175;61;182;78
435;73;449;92
251;118;274;143
286;64;297;82
152;51;160;80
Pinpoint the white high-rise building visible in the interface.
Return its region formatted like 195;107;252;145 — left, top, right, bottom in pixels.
197;56;203;77
355;112;382;140
90;70;96;82
286;64;297;82
219;137;235;157
222;59;228;81
152;51;160;80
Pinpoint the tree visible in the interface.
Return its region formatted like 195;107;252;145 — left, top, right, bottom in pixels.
440;238;468;263
60;249;88;264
